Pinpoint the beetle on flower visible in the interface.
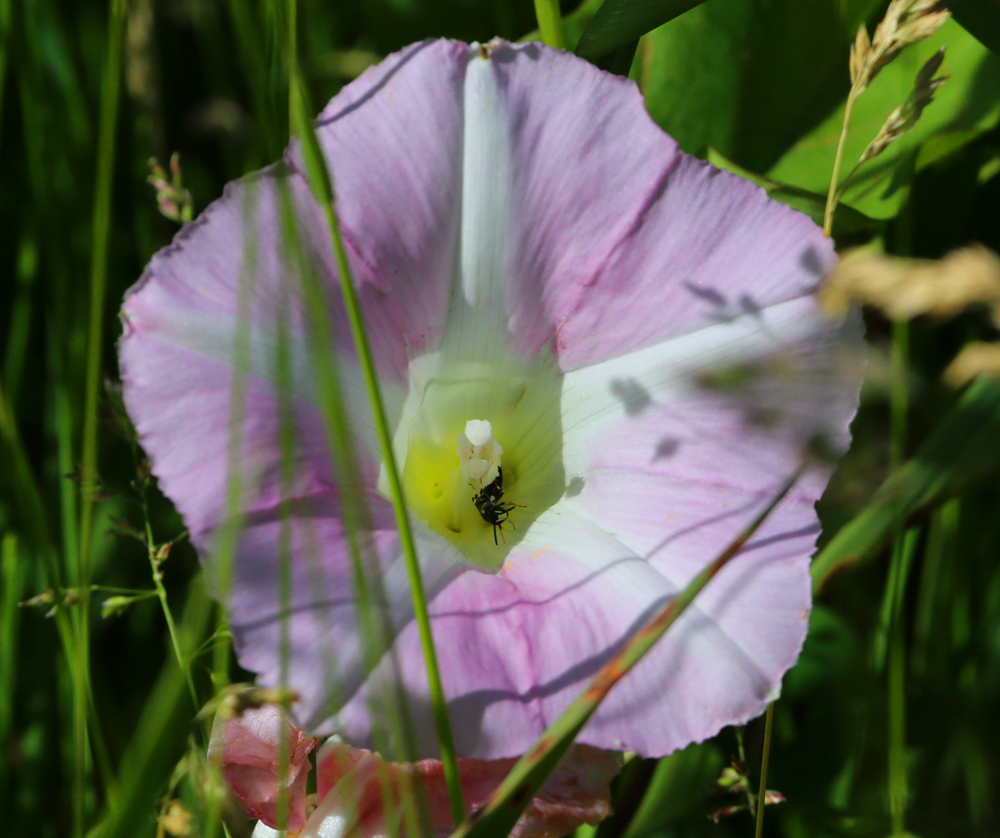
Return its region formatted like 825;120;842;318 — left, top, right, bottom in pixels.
120;38;861;836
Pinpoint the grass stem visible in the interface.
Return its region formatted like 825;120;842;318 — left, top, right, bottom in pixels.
823;87;859;237
290;71;465;826
754;703;775;838
533;0;565;49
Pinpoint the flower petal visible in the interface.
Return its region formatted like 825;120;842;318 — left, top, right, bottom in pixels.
442;41;834;370
292;39;470;379
120;166;398;541
209;703;316;830
229;506;466;735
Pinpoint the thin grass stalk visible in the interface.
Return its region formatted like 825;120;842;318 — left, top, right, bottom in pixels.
288;68;465;825
78;0;127;596
823;88;860;236
225;0;281;160
0;0;10;144
3;241;36;406
912;498;959;675
274;287;296;832
276;15;298;825
76;1;127;829
0;533;23;796
886;315;912;833
274;169;430;838
533;0;565;49
754;702;775;838
887;529;918;835
139;496;198;709
451;464;807;838
203;182;263;838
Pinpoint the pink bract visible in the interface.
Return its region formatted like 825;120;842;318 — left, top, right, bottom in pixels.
217;704;617;837
209;703;317;830
120;38;861;761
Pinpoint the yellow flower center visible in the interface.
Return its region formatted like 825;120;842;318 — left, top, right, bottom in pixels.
395;357;565;570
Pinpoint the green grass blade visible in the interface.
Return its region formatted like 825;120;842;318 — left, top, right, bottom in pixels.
534;0;566;48
289;70;465;825
811;378;1000;593
450;465;805;838
75;3;126;831
0;533;24;796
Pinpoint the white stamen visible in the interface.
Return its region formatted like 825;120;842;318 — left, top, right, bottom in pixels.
457;419;503;487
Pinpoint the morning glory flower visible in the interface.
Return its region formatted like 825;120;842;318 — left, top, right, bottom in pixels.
120;38;861;765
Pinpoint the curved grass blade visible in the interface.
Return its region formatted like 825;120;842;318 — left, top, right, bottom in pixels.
575;0;706;62
450;465;805;838
812;378;1000;593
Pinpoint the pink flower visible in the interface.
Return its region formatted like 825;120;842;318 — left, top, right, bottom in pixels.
215;705;617;837
120;39;861;763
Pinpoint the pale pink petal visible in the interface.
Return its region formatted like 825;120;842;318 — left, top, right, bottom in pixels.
447;41;834;370
288;39;469;379
228;507;465;735
209;704;317;830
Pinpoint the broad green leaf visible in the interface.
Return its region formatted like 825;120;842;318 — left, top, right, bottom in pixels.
769;18;1000;220
952;0;1000;58
706;147;884;240
576;0;706;61
812;379;1000;593
638;0;876;172
621;743;723;837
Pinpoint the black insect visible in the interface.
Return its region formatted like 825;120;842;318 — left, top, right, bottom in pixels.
472;467;523;545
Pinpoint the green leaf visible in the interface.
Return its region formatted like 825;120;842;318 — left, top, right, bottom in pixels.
576;0;706;61
952;0;1000;58
812;379;1000;593
706;147;884;240
769;18;1000;220
638;0;875;172
621;743;723;837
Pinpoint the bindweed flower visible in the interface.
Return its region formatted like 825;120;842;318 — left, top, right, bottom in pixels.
120;38;862;767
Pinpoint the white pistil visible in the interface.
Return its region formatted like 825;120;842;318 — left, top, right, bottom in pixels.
457;419;503;488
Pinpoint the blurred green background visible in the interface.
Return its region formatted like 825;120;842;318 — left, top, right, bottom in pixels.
3;1;1000;836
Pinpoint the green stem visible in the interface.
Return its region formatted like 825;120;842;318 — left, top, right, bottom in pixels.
890;319;910;470
533;0;565;49
451;464;806;838
886;315;912;834
823;87;860;237
141;509;198;710
754;702;775;838
290;73;465;825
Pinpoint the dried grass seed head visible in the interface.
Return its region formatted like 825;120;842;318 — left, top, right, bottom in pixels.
821;245;1000;321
